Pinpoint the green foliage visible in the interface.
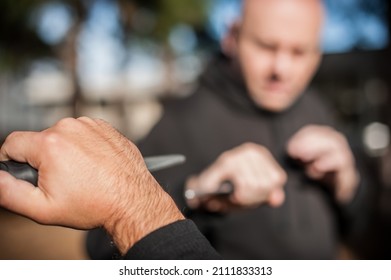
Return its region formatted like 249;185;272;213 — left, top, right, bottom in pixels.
154;0;208;41
0;0;210;72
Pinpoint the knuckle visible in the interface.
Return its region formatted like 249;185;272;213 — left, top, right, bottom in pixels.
243;142;264;152
218;150;232;164
270;170;287;187
338;134;348;146
224;143;269;162
278;170;288;185
242;143;267;158
242;142;257;149
41;131;62;147
77;116;92;122
39;132;65;159
251;186;270;204
330;133;348;151
233;191;249;205
79;116;102;127
93;118;110;126
4;131;19;145
263;183;275;195
55;117;77;129
280;172;288;186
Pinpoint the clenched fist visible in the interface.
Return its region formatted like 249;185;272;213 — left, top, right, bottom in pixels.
185;143;287;212
287;125;359;204
0;117;184;254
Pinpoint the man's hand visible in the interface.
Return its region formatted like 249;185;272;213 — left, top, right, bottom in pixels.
287;125;359;204
185;143;287;212
0;117;184;255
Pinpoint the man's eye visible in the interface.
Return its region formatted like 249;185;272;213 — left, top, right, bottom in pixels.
257;41;275;51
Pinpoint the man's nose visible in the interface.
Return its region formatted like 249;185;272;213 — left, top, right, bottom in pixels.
272;51;293;80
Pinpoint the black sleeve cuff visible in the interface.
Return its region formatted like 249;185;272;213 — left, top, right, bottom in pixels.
124;219;221;260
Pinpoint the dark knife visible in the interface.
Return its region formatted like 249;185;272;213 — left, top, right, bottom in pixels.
0;154;186;186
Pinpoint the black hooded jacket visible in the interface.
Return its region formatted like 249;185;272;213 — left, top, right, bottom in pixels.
87;54;372;259
138;54;372;259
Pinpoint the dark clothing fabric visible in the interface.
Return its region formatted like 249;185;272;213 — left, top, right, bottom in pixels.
87;54;372;260
137;54;371;259
124;220;221;259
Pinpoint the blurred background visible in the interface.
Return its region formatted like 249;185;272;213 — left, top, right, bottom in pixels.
1;0;391;259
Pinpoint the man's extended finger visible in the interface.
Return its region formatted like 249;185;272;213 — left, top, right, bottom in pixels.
0;131;41;167
305;152;343;179
0;171;49;223
287;137;332;163
287;126;343;163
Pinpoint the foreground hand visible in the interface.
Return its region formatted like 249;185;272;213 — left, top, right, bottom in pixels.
0;117;184;254
287;125;359;204
185;143;287;212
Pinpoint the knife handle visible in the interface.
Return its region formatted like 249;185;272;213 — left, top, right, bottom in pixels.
0;161;38;186
184;181;234;200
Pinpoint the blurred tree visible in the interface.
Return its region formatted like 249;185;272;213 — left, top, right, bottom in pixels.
119;0;210;95
116;0;209;51
0;0;52;72
0;0;210;116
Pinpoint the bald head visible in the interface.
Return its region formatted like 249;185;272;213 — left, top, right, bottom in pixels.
241;0;324;47
242;0;324;18
222;0;325;112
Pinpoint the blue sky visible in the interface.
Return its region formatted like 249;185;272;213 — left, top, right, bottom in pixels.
33;0;389;91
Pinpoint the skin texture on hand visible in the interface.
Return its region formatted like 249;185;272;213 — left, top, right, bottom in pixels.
0;117;184;255
287;125;359;204
185;143;287;212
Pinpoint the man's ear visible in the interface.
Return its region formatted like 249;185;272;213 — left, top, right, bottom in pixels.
221;21;241;58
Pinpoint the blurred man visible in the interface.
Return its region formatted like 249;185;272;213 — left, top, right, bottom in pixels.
88;0;372;259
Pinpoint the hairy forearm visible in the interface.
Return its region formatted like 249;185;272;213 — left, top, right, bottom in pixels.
105;177;185;255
